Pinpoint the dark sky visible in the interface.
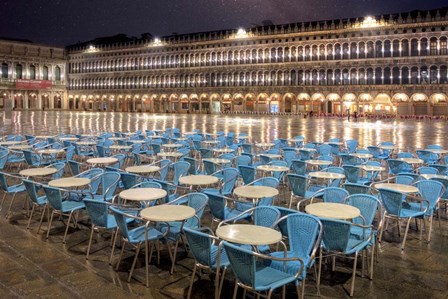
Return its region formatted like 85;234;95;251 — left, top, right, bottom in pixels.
0;0;446;47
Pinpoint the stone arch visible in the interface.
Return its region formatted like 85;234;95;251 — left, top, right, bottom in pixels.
283;93;296;113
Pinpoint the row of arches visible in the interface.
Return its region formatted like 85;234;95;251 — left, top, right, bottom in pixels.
69;65;448;90
0;91;63;110
70;36;448;73
1;63;63;81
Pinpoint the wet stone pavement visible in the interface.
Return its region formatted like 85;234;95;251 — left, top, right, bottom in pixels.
0;111;447;298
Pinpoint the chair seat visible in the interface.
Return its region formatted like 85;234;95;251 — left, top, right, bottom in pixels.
253;264;298;291
127;225;163;244
60;200;85;213
7;184;26;193
270;251;311;279
407;202;433;216
209;245;230;269
35;195;47;206
397;206;427;218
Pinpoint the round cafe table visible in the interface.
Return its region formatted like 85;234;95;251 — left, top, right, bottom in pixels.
179;175;219;187
9;144;32;150
76;141;96;146
119;188;167;204
38;149;65;155
203;158;231;165
425;149;448;155
48;177;91;188
374;183;419;193
20;167;58;177
258;153;282;160
216;224;282;246
86;157;118;166
212;148;234;154
109;145;132;151
125;165;160;174
59;137;79;142
305;160;332;167
350;153;373;159
357;165;385;172
140;205;195;222
396;158;424;165
157;152;183;161
305;202;360;220
233;185;279;199
308;171;345;180
256;165;289;175
420;173;448;180
0;141;23;146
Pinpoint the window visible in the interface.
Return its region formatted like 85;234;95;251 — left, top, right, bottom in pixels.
1;63;8;79
16;64;23;79
55;66;61;81
43;66;49;80
430;37;438;55
29;65;36;80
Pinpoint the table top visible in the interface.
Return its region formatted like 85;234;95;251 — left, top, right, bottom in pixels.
425;149;448;154
375;183;419;193
128;140;145;144
309;171;345;179
48;177;91;188
233;185;279;199
305;202;361;219
125;165;160;174
203;158;231;164
119;188;167;201
140;205;195;222
212;148;234;153
0;141;23;146
288;138;305;142
38;149;65;154
179;175;219;186
379;145;396;150
325;141;343;145
35;135;56;139
76;141;96;146
255;142;275;147
256;165;289;172
298;148;317;152
109;145;132;150
396;158;424;164
9;145;32;150
350;153;373;159
162;143;183;148
216;224;282;245
421;174;448;180
157;152;183;157
203;140;219;144
357;165;385;172
59;137;79;141
108;137;125;141
305;160;332;166
20;167;58;177
86;157;118;165
259;153;282;159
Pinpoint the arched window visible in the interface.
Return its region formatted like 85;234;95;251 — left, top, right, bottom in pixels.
326;45;333;60
29;65;36;80
2;63;9;79
327;69;334;85
366;68;374;84
290;70;297;85
270;48;276;63
342;68;349;84
410;67;419;84
304;46;311;61
402;67;410;84
366;41;374;58
43;66;49;80
350;42;357;59
277;47;283;63
392;40;400;57
420;66;429;84
440;65;447;84
298;70;304;85
334;69;341;85
358;42;365;59
304;70;311;85
16;64;23;79
319;70;326;85
401;39;409;56
440;37;447;55
319;45;325;60
374;67;382;84
392;67;400;84
334;44;341;60
383;67;391;84
312;45;318;61
342;43;349;59
383;40;391;57
312;69;318;84
375;41;382;58
358;68;365;85
350;69;357;85
430;37;438;55
410;39;419;56
55;66;61;81
429;66;438;84
420;38;428;56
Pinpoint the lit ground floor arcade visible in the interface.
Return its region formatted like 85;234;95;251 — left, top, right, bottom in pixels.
67;91;448;116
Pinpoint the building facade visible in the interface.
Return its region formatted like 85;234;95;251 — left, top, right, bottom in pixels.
0;39;67;110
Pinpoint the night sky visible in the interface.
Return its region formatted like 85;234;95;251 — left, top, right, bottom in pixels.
0;0;446;47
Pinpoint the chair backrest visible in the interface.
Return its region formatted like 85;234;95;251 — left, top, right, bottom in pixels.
99;171;121;200
250;177;280;188
234;155;251;167
183;227;214;267
283;150;296;167
275;207;299;237
397;152;414;158
183;157;199;175
0;172;10;191
68;160;82;175
84;199;110;227
184;193;209;228
133;180;162;189
120;172;138;189
200;148;212;159
318;144;332;156
430;164;448;175
203;160;218;175
203;191;227;221
269;160;288;181
173;161;190;185
78;168;104;193
320;218;352;252
346;194;380;226
343;165;361;183
387;159;408;175
395;174;414;185
298;149;313;161
367;146;381;159
343;183;371;195
23;150;39;166
23;179;43;204
222;241;257;287
109;206;134;240
291;159;306;175
345;139;358;153
112;154;126;169
241;143;253;154
0;151;8;169
378;188;405;216
416;150;438;164
283;213;322;262
414;180;444;210
427;144;442;149
50;162;66;179
340;154;358;166
238;165;255;185
220;167;239;195
42;185;64;211
322;187;349;203
287;173;307;197
159;159;171;181
253;206;280;228
417;166;438;175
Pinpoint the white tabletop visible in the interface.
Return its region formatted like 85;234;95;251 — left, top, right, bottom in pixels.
35;135;56;139
212;148;234;153
298;148;317;152
140;205;195;222
76;141;96;146
20;167;58;177
425;149;448;154
256;165;289;172
157;152;183;158
325;142;343;145
233;185;279;199
216;224;282;245
396;158;424;164
48;177;91;188
255;143;275;147
306;160;332;166
357;165;385;172
59;137;79;141
9;145;32;150
259;154;282;159
108;137;125;141
109;145;132;150
119;188;167;202
309;171;345;180
379;145;396;150
179;175;219;186
0;141;23;146
125;165;160;174
305;202;361;219
203;140;219;144
350;153;373;159
86;157;118;165
203;158;231;164
128;140;145;144
375;183;419;193
420;174;448;180
38;149;65;154
162;144;183;148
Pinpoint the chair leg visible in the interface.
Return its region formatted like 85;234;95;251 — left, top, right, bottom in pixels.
128;242;142;283
217;267;227;299
370;245;375;280
116;240;126;270
300;279;306;299
0;192;6;211
6;192;17;218
109;229;119;265
317;248;323;294
37;205;47;234
187;264;197;299
46;211;55;239
170;240;180;274
427;215;433;243
378;213;387;243
63;212;73;244
86;224;95;259
232;282;238;299
401;218;412;251
350;252;358;297
26;204;36;229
